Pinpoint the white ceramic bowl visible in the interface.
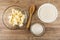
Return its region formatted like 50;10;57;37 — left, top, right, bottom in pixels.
30;23;45;36
38;3;58;23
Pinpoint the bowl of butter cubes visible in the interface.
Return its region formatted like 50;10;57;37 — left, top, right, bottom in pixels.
2;5;28;30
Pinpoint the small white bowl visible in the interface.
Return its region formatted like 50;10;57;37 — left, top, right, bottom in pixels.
30;23;45;36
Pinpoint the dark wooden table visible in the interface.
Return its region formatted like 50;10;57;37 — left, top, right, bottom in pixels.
0;0;60;40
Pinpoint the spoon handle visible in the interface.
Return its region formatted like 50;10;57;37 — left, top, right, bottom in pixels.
26;14;32;29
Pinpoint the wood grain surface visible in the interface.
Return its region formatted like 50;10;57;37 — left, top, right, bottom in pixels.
0;0;60;40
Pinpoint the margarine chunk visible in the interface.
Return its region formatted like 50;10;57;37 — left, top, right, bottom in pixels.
8;9;25;27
